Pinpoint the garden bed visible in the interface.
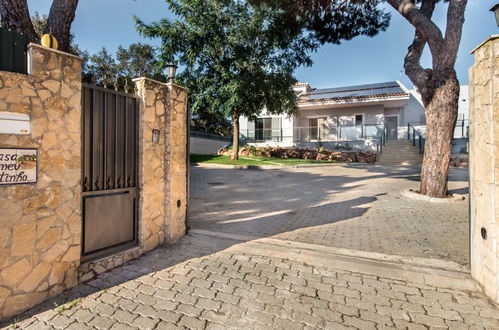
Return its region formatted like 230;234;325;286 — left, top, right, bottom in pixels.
219;146;377;164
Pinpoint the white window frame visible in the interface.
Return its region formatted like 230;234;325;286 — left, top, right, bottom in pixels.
353;113;365;126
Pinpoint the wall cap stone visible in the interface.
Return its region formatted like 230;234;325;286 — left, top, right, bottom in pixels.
132;77;189;91
27;43;83;61
470;34;499;54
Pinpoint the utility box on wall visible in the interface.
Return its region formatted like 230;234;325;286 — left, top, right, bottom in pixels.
0;112;31;135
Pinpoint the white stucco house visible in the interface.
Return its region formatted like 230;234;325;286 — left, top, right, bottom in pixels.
240;81;428;150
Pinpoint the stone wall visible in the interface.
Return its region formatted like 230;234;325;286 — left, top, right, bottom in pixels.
469;35;499;303
134;78;188;250
0;44;82;319
0;49;188;321
165;83;188;243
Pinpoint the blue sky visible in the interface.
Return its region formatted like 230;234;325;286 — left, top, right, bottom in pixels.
28;0;497;89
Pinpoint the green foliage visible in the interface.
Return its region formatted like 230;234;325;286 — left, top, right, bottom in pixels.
135;0;316;125
249;0;390;45
31;11;47;37
83;43;167;91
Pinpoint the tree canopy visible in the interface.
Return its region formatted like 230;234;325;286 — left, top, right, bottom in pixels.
249;0;391;44
135;0;319;159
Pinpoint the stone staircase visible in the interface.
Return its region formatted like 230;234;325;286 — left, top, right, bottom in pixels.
376;140;423;165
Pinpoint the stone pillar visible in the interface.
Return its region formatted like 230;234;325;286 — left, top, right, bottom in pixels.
0;44;82;320
469;35;499;303
165;83;189;243
133;78;188;252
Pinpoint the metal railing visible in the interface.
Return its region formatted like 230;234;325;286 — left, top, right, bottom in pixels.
407;123;425;154
241;124;384;143
190;131;231;142
406;120;469;155
376;125;388;157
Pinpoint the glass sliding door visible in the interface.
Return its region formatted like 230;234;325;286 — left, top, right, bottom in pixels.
309;117;327;140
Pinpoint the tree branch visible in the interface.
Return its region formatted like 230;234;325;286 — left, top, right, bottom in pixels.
386;0;443;56
403;0;436;102
442;0;467;68
44;0;79;52
0;0;38;43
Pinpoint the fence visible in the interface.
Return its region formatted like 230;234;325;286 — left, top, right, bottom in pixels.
0;28;27;74
240;124;384;144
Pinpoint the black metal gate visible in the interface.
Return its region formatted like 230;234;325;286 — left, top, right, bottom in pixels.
81;84;139;261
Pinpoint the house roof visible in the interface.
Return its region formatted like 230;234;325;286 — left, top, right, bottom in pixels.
298;81;409;104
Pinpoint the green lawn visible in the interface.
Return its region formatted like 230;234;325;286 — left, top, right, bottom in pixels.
190;153;338;166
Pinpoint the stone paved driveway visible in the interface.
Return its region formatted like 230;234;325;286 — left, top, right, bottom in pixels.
189;165;469;265
3;235;498;330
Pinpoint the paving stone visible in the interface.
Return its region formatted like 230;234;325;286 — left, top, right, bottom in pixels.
109;309;137;324
4;234;498;330
88;315;116;329
409;312;447;328
72;308;95;323
177;315;206;329
343;315;377;330
176;303;203;317
131;316;159;330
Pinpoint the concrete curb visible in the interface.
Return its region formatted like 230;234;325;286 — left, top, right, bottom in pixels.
189;229;479;293
190;163;285;170
190;162;370;170
401;189;466;203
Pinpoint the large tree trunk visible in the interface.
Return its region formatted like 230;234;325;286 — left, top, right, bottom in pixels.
231;111;239;161
419;71;459;197
0;0;38;43
44;0;79;52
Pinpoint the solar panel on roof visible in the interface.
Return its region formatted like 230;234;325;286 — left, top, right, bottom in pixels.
300;81;407;101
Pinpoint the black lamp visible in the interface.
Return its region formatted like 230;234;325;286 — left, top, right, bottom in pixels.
491;4;499;27
166;63;178;83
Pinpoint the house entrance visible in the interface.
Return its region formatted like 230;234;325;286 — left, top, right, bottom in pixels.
81;84;139;261
385;116;398;140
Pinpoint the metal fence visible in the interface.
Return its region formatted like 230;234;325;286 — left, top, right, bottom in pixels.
190;131;231;142
0;28;27;74
408;120;469;139
240;124;384;143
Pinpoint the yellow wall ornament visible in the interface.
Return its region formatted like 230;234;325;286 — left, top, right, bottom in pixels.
41;34;58;50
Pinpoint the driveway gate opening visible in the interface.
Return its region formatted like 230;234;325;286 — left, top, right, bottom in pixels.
81;84;139;261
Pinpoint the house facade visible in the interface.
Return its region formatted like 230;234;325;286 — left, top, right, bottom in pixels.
240;81;426;150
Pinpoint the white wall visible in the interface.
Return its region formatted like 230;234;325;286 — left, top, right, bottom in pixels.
458;85;469;121
190;137;229;155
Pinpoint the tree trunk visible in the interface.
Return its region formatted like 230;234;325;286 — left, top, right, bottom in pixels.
419;70;459;197
231;111;239;161
44;0;79;52
0;0;38;43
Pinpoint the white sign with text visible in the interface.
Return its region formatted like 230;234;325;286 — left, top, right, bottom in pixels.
0;148;37;185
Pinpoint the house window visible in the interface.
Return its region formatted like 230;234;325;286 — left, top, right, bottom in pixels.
254;118;281;141
355;114;363;126
309;117;327;140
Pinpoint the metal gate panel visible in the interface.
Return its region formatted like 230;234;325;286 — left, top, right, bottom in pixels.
81;84;138;261
83;189;136;254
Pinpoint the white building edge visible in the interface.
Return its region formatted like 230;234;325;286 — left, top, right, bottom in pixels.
240;81;469;152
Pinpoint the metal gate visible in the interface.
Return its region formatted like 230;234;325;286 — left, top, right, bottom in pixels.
81;84;138;261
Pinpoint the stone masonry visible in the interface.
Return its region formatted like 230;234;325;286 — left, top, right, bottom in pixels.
0;44;83;320
133;78;188;251
0;50;189;320
469;35;499;303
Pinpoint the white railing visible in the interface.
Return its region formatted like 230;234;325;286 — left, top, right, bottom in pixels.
240;124;384;143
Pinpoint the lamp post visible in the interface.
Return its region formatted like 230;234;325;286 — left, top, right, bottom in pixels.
166;63;178;83
491;4;499;26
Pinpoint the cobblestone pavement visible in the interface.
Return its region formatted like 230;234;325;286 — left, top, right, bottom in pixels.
189;165;469;265
3;235;497;330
